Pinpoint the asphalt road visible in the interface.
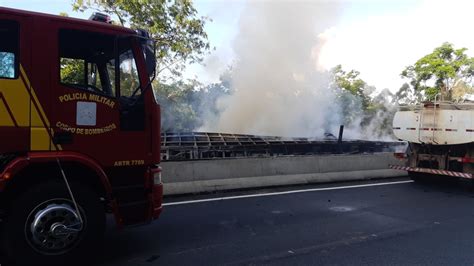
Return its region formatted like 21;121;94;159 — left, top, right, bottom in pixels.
90;177;474;266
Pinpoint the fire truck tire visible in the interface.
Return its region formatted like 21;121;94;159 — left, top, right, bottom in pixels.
1;180;105;265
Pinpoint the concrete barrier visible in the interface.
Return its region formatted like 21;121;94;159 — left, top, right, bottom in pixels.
161;153;406;195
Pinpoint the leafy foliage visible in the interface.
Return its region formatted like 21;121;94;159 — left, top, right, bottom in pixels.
72;0;211;80
332;65;367;102
154;71;232;132
330;65;397;139
394;83;422;105
367;88;397;139
330;65;372;126
154;80;199;132
401;42;474;101
60;58;85;85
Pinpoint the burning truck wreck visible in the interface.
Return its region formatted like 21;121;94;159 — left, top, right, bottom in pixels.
161;128;405;161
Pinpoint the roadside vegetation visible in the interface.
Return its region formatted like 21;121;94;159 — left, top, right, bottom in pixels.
64;1;474;138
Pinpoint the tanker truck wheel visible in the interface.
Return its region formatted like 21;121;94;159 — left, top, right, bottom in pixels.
408;171;428;183
409;171;459;184
1;180;105;265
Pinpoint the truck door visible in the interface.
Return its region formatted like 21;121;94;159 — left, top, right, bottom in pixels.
110;37;154;225
51;26;152;223
52;28;123;159
0;14;31;153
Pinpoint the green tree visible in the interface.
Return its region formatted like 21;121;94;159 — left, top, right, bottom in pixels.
154;79;202;132
393;83;423;105
153;68;233;132
401;42;474;101
60;58;85;85
368;88;397;139
330;65;398;139
330;65;372;126
72;0;211;79
452;80;474;101
332;65;365;95
331;65;371;109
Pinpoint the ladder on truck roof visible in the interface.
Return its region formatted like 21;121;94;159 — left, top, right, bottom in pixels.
418;94;441;144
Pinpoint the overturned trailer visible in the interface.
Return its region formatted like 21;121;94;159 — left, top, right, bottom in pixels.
161;132;405;161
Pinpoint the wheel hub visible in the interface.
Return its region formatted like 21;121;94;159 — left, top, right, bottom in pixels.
26;201;84;255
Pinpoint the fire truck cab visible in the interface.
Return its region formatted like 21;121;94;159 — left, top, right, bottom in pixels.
0;7;163;264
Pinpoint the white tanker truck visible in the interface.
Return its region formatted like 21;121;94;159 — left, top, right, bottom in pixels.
390;101;474;181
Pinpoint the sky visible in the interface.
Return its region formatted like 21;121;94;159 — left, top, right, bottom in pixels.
1;0;473;93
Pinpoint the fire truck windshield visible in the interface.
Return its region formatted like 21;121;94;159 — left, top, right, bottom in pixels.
59;29;151;100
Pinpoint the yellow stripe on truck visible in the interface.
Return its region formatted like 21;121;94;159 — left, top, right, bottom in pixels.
20;66;61;151
0;102;16;126
21;66;50;127
0;77;30;127
0;65;61;151
30;126;51;151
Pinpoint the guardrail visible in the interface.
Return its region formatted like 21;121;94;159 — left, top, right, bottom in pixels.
162;152;407;195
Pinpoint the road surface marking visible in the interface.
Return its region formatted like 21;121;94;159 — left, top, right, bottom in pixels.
163;180;413;206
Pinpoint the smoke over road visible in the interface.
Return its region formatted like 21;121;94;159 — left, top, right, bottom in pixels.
200;1;346;137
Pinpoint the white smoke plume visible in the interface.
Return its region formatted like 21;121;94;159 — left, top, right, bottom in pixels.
200;1;347;138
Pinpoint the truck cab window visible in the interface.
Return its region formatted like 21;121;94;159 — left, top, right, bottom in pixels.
118;44;141;97
59;29;115;97
0;20;19;79
60;58;85;84
117;38;145;131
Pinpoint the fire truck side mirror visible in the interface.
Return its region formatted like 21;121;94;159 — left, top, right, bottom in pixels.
136;29;156;78
144;45;156;78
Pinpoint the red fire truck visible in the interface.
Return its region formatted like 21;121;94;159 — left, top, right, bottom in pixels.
0;7;163;264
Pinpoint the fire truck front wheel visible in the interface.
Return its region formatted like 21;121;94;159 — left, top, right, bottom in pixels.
1;180;105;265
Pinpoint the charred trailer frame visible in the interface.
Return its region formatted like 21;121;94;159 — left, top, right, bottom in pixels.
161;132;405;161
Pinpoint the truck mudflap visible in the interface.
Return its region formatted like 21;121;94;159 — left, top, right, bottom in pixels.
389;164;473;179
147;166;163;220
152;184;163;219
